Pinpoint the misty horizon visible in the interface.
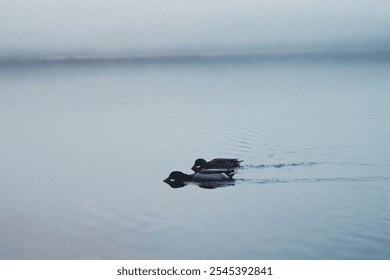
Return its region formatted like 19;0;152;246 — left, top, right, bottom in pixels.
1;0;390;58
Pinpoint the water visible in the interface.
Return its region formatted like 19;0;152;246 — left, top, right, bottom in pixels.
1;54;389;259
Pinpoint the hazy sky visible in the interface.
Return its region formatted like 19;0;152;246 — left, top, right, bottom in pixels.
1;0;389;55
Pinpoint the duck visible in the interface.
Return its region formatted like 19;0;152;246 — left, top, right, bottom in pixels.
164;169;236;185
191;158;242;172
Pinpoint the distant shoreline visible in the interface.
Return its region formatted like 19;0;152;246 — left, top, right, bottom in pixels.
1;49;389;68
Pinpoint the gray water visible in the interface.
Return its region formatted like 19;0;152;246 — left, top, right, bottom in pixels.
1;54;389;259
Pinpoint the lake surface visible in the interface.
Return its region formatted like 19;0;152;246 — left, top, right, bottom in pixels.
1;53;389;259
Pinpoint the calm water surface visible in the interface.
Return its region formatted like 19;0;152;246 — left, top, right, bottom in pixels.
0;57;389;259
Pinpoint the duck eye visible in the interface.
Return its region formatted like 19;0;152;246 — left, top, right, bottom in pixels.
170;178;175;182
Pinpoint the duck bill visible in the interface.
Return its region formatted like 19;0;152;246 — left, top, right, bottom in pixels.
191;165;201;171
163;178;170;183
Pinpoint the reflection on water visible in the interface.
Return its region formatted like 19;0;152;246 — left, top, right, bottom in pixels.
165;180;236;190
0;56;390;259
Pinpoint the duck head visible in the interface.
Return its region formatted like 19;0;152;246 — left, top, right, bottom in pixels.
191;158;207;172
163;171;191;188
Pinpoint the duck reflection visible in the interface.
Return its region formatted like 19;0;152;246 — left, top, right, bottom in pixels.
164;178;236;189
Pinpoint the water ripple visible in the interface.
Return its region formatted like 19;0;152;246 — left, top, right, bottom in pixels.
240;176;390;185
245;161;322;169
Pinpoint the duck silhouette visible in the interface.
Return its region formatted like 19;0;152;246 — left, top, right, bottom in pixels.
164;168;236;188
191;158;242;172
